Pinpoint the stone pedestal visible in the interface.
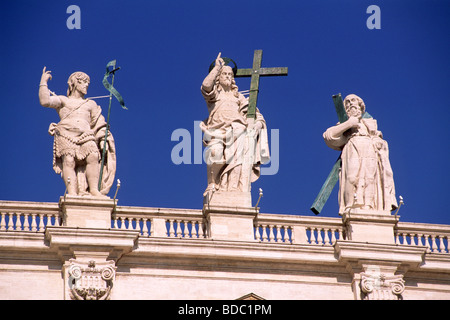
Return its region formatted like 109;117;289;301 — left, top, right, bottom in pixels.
342;209;399;244
204;191;252;208
203;205;257;242
59;196;115;229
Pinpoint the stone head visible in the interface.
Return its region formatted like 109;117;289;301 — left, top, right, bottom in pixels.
67;71;90;97
218;66;234;89
344;94;366;119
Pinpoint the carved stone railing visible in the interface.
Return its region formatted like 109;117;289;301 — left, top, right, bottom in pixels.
111;206;206;238
1;200;448;254
0;201;62;232
254;213;346;245
395;222;450;254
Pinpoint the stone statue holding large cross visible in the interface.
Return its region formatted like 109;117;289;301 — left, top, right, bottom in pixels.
200;53;269;205
321;94;398;214
200;51;287;207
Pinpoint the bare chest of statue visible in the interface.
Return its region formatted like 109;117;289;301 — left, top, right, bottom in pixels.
58;99;94;131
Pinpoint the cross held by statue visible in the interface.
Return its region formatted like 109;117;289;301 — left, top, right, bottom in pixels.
235;50;288;118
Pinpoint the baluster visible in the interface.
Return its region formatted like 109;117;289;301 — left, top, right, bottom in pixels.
312;228;319;244
280;226;286;243
31;213;37;232
308;227;313;244
45;214;52;227
168;220;175;237
407;233;414;246
271;225;276;242
15;213;22;231
175;219;180;237
185;220;190;238
264;225;270;242
430;235;437;252
409;233;416;245
418;234;425;247
193;221;199;238
111;216;117;229
324;228;331;245
23;213;30;231
188;221;194;238
181;220;186;238
37;213;44;231
141;219;148;236
51;212;57;226
118;217;125;229
314;227;320;244
338;228;343;241
437;235;444;253
319;228;325;245
254;225;260;241
330;229;336;244
275;225;281;242
180;219;184;237
0;212;5;231
394;231;400;244
397;232;404;245
267;225;273;242
48;213;54;227
424;234;431;252
5;213;12;230
258;225;264;241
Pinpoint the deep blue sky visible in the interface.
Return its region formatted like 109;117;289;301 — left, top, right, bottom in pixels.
1;0;449;225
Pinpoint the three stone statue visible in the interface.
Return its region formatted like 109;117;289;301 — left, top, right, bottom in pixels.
38;55;397;215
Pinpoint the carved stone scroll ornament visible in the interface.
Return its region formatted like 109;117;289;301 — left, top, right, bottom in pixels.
360;272;405;300
67;259;116;300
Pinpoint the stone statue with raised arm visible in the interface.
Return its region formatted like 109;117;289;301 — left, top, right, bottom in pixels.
39;67;116;197
323;94;397;214
200;53;270;206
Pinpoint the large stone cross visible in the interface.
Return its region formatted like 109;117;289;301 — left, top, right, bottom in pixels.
235;50;288;118
310;94;372;215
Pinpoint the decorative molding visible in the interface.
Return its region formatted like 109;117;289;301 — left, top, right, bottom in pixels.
67;259;116;300
360;272;405;300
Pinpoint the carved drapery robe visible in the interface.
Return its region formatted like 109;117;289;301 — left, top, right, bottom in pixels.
324;118;397;213
200;85;270;192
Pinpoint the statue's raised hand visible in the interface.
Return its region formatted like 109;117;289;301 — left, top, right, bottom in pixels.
215;52;225;69
40;66;52;84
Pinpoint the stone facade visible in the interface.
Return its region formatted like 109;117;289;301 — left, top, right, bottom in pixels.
0;197;449;300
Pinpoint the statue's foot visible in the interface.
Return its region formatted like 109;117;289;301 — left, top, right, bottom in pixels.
89;190;109;199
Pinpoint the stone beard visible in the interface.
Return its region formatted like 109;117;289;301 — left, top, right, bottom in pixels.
323;94;397;213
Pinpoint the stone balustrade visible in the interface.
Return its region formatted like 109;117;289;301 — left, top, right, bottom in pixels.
0;199;449;255
395;222;450;254
254;213;345;245
111;205;206;238
0;200;62;231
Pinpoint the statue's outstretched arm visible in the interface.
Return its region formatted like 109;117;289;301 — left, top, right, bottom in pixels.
202;52;224;93
39;66;62;108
